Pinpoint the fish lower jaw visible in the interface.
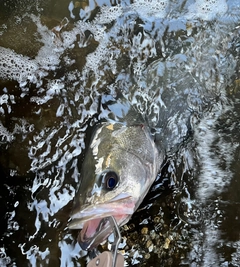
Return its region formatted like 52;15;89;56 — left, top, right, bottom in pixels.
68;212;130;230
70;214;130;250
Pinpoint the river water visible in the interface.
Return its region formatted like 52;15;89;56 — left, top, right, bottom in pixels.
0;0;240;266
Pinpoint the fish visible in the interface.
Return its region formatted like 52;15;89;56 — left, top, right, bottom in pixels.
68;117;162;249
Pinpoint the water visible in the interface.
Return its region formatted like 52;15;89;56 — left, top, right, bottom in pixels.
0;0;240;266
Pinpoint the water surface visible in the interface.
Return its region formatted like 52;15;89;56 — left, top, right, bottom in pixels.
0;0;240;266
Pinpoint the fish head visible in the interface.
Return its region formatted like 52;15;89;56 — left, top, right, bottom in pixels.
69;122;161;249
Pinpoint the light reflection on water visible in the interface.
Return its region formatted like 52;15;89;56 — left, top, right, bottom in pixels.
0;0;240;266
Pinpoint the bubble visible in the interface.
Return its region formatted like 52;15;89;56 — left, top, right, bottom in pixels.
97;5;123;24
132;0;169;18
0;121;14;143
178;199;202;225
187;0;228;21
0;47;38;84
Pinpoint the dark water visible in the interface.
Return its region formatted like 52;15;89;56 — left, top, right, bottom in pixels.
0;0;240;266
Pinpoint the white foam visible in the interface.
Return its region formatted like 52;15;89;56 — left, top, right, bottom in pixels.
0;0;234;91
77;0;169;74
30;15;62;69
132;0;169;18
0;121;14;143
96;5;123;24
0;47;39;84
194;106;237;201
94;0;169;22
0;15;68;87
187;0;228;20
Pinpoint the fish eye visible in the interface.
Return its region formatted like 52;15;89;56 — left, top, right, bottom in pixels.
102;171;119;190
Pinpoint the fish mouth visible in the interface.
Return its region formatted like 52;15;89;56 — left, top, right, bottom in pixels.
76;215;126;250
68;194;135;250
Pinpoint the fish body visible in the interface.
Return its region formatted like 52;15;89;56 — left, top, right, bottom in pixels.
69;120;162;249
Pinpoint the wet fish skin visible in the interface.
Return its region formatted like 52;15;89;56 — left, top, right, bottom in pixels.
69;121;162;249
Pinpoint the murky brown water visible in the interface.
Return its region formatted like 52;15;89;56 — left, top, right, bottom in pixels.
0;0;240;266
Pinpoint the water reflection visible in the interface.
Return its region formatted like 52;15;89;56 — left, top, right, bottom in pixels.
0;0;240;266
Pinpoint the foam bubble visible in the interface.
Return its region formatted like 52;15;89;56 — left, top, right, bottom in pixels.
96;5;123;24
132;0;169;18
96;0;169;21
0;121;14;143
194;107;237;201
187;0;228;21
0;15;78;89
0;47;39;84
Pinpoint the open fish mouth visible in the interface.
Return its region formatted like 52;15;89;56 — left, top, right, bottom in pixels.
76;214;127;250
68;195;135;250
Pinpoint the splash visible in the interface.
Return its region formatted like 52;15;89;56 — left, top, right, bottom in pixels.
0;0;239;266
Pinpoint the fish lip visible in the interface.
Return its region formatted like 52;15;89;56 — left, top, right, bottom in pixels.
68;194;135;229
